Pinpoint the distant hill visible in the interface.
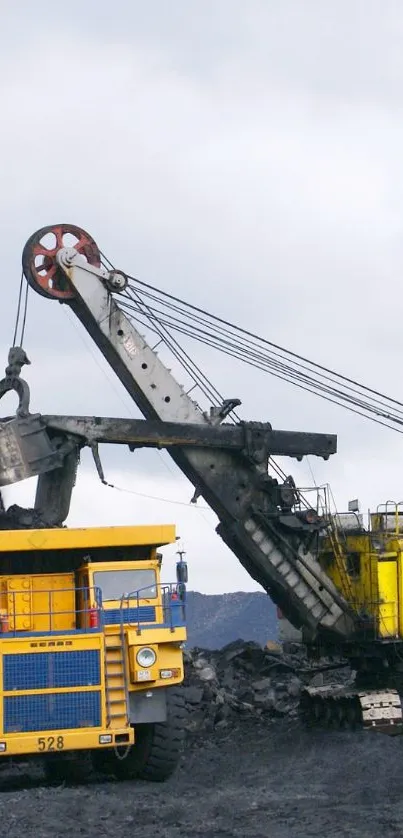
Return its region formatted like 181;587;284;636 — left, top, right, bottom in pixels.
185;590;278;649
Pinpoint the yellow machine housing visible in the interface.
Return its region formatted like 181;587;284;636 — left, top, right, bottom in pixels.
0;524;186;760
318;503;403;641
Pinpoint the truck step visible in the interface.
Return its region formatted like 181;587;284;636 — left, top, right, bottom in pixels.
104;633;128;728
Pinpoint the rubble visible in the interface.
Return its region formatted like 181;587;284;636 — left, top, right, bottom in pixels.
183;640;350;734
0;504;59;530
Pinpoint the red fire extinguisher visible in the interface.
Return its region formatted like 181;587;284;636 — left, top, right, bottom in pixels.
0;613;9;633
88;607;99;629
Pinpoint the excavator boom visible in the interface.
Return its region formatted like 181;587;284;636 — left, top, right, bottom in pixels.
17;224;362;645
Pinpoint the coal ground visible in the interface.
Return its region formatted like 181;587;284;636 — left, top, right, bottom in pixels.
0;719;402;838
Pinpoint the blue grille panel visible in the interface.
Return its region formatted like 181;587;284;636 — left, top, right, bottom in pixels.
104;606;156;625
4;691;101;733
3;651;101;691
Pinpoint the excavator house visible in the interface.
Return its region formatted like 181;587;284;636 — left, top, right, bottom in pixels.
0;221;402;783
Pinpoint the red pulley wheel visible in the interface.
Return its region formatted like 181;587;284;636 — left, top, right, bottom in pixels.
22;223;101;301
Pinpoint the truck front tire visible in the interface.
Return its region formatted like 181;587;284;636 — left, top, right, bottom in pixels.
112;685;186;782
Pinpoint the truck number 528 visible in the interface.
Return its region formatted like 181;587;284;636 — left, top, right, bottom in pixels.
37;736;64;751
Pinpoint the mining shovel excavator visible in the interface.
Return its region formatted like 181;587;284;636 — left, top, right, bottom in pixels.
0;222;402;735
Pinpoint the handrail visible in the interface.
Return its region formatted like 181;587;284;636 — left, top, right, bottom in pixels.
0;586;103;636
0;581;187;637
375;501;403;535
119;582;186;634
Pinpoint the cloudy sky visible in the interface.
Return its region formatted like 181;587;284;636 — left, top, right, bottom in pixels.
1;1;403;593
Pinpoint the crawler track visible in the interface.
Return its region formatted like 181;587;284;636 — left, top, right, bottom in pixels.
300;685;403;734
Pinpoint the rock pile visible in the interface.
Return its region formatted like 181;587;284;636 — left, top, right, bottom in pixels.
183;640;349;733
0;505;59;530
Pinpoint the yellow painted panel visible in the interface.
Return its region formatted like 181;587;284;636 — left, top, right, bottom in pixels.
31;574;75;632
85;559;160;573
6;576;32;632
377;560;399;637
0;726;134;756
397;549;403;637
318;532;391;623
0;525;176;553
0;573;76;633
0;633;104;653
3;685;102;697
128;640;184;689
127;625;186;643
386;540;403;638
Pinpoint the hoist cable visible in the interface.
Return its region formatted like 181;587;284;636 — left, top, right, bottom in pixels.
120;295;403;422
121;285;403;422
104;258;403;430
80;250;403;434
119;269;403;413
100;251;240;421
12;270;29;348
95;248;403;528
119;299;403;433
117;304;403;429
101;253;228;408
20;279;29;346
120;289;403;422
109;249;389;425
120;305;315;505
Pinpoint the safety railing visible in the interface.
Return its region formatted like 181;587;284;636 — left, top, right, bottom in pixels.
0;582;187;638
300;484;358;608
376;599;400;639
374;501;403;535
119;582;186;635
0;586;103;637
336;597;401;641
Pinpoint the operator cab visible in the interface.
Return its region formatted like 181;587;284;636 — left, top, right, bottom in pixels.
77;560;161;629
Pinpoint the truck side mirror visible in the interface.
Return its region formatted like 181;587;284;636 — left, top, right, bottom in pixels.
176;561;188;584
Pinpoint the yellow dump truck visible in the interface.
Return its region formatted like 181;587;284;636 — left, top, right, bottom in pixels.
0;523;187;782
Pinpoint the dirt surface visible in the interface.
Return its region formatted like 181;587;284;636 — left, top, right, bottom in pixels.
1;719;402;838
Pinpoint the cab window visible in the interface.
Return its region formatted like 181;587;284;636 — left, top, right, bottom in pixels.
93;569;157;602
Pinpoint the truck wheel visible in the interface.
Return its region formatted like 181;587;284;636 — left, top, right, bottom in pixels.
114;686;186;782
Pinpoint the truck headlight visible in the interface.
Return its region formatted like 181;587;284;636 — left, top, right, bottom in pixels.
136;647;156;668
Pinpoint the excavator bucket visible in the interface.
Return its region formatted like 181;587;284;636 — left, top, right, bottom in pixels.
0;412;65;486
